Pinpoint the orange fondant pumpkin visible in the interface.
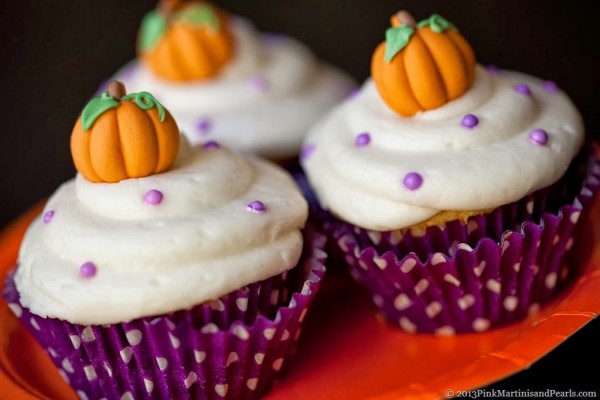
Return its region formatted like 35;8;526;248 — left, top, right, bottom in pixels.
371;12;476;116
138;0;234;81
70;82;180;183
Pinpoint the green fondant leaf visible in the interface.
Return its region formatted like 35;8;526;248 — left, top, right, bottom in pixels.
417;14;457;33
81;92;120;131
384;24;415;62
174;4;219;30
122;92;167;122
139;10;168;52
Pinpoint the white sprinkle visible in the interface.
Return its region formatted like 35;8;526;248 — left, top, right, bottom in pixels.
215;384;228;397
473;318;490;332
272;358;284;371
120;347;133;364
281;330;290;341
435;326;455;336
270;289;279;305
156;357;168;371
444;274;461;287
48;347;57;358
184;372;198;389
144;378;154;393
7;303;22;318
388;230;403;245
399;317;417;334
211;300;225;312
126;329;142;346
58;369;69;383
400;258;416;273
425;301;442;318
358;259;369;270
373;256;387;270
566;238;574;250
70;335;81;350
194;350;206;364
247;378;258;390
84;365;97;381
414;279;429;295
528;303;541;315
457;243;473;252
394;294;412;311
62;358;74;373
233;325;249;340
81;326;95;342
367;230;382;245
474;261;486;277
254;353;265;365
165;318;176;330
77;391;89;400
501;240;510;254
120;392;134;400
431;253;446;266
467;220;479;235
570;211;580;224
545;272;557;289
226;352;239;367
263;328;276;340
553;235;560;245
168;333;180;349
526;200;534;214
103;362;112;377
486;279;501;294
337;236;349;252
513;263;521;273
457;294;475;310
201;323;219;334
299;309;308;322
236;298;248;312
30;317;41;331
503;296;519;312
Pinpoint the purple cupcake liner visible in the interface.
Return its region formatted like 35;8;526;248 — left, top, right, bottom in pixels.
3;229;327;399
330;150;600;334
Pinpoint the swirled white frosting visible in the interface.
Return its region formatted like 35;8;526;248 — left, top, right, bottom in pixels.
302;66;584;231
112;17;355;159
14;139;308;324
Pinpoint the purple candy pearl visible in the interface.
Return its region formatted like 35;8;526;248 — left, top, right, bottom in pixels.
403;172;423;190
486;65;500;75
80;262;97;279
43;210;55;224
203;140;220;149
355;132;371;147
144;190;164;205
543;81;558;93
300;144;316;161
247;200;266;213
514;83;532;96
529;129;548;145
196;118;212;135
461;114;479;129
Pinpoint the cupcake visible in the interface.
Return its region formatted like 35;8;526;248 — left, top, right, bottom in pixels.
108;0;355;162
301;11;600;334
3;81;326;399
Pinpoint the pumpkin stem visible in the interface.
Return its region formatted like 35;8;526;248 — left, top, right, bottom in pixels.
107;81;126;101
391;10;416;28
160;0;181;18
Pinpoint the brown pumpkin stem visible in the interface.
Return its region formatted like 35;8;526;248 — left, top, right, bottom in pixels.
107;81;126;101
391;10;416;28
160;0;182;18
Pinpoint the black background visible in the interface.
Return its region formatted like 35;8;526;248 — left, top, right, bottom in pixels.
1;0;599;394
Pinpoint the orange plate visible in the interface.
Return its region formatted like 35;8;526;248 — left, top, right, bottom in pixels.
1;197;600;400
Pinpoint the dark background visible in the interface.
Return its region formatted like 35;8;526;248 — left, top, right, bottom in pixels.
1;0;599;394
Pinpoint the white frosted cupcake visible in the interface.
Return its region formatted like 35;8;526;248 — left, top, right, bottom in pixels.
301;11;599;334
109;0;354;161
3;81;326;399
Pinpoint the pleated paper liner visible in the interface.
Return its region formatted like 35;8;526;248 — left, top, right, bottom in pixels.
3;229;327;400
329;148;600;334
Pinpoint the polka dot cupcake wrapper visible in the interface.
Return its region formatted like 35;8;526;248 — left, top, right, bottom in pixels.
3;229;327;399
331;148;600;334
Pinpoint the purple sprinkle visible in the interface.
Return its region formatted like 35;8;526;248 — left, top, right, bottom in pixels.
80;262;97;279
355;132;371;147
43;210;55;224
249;76;269;92
529;129;548;145
403;172;423;190
461;114;479;129
196;118;212;135
514;83;532;96
144;190;163;205
246;200;266;213
543;81;558;93
300;144;316;161
486;65;500;75
203;140;220;149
